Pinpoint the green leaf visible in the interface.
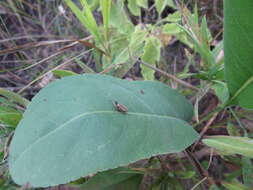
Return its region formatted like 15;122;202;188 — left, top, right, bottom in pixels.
107;25;147;73
211;81;229;104
224;0;253;109
155;0;176;15
163;23;192;48
9;74;198;187
178;7;215;67
110;1;134;34
100;0;111;31
175;170;195;179
0;106;22;127
65;0;102;43
128;0;140;16
203;136;253;158
212;40;223;64
209;184;222;190
52;70;77;78
162;23;182;35
141;36;161;80
222;181;252;190
128;25;147;54
111;26;149;77
102;33;130;69
226;122;241;137
242;156;253;187
80;0;101;41
155;0;167;14
0;88;29;107
79;167;143;190
87;0;100;10
166;0;176;9
165;11;181;23
136;0;148;9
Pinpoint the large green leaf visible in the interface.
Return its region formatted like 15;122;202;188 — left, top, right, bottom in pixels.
224;0;253;109
9;74;198;187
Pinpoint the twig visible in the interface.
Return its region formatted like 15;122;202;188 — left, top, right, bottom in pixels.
207;148;214;170
190;177;208;190
192;112;219;151
185;149;215;188
138;60;199;91
193;105;225;127
229;107;248;136
184;150;207;190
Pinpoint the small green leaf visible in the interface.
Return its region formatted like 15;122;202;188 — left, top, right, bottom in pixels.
178;8;215;67
166;0;176;9
175;170;195;179
242;156;253;187
211;81;229;103
203;136;253;158
109;25;147;70
110;1;134;34
80;0;101;41
165;11;181;22
128;0;140;16
0;88;29;107
155;0;166;14
52;70;77;78
141;36;161;80
100;0;111;32
0;106;22;127
209;184;222;190
200;16;212;50
226;122;241;137
212;40;223;64
155;0;176;15
87;0;100;10
162;23;182;35
79;167;143;190
65;0;102;43
222;181;252;190
136;0;148;9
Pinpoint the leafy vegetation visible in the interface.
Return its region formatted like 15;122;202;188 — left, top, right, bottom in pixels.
0;0;252;189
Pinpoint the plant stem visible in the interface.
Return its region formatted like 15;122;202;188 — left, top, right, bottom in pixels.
139;60;199;91
192;105;225;128
229;108;248;137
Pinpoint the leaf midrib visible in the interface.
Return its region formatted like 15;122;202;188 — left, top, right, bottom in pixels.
229;75;253;103
205;139;253;154
11;110;180;166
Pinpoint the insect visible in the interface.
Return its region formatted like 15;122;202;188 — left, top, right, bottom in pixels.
113;101;128;113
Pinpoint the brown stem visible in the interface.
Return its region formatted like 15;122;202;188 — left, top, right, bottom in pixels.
139;60;199;91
